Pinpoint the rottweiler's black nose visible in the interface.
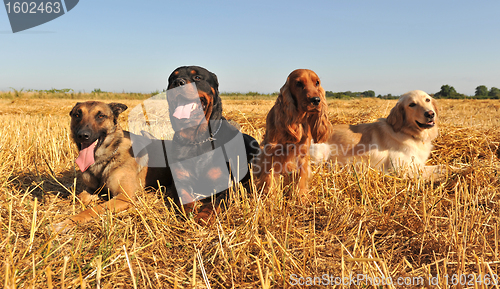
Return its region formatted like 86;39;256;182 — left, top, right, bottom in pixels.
424;111;435;119
172;78;187;88
310;97;321;106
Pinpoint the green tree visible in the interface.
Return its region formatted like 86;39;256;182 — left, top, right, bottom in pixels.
362;90;375;97
475;85;488;98
435;85;457;98
489;87;500;99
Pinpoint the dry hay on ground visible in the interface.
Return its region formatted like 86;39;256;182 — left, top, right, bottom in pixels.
0;98;499;288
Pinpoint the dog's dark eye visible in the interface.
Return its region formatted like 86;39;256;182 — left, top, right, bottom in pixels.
316;80;320;86
72;109;82;118
409;103;416;107
96;112;106;119
296;81;304;88
193;75;203;81
425;98;431;102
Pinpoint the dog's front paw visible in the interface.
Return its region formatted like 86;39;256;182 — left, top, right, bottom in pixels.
77;190;99;206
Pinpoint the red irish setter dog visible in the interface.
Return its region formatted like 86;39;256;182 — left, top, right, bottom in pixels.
254;69;332;201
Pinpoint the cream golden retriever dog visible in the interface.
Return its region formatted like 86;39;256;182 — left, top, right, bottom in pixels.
310;90;445;179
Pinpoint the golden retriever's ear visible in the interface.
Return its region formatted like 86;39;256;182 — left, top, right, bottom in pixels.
267;79;303;143
387;101;405;132
431;98;439;118
308;92;332;143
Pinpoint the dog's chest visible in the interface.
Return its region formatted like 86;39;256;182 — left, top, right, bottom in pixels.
172;141;217;167
81;159;113;191
387;139;433;166
81;170;100;190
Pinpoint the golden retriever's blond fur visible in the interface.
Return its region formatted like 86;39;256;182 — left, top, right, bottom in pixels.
311;90;444;178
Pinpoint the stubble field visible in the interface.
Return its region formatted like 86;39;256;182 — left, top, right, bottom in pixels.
1;97;500;288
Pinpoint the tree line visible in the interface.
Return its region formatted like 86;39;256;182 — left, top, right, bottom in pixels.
325;85;500;99
434;85;500;99
325;90;375;99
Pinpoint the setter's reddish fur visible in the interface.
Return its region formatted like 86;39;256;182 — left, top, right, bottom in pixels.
254;69;332;201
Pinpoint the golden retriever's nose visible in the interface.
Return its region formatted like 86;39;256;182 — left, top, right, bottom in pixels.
424;111;435;119
310;97;321;106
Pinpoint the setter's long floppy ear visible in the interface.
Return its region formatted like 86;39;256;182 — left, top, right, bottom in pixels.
387;101;405;132
308;91;332;143
267;78;303;143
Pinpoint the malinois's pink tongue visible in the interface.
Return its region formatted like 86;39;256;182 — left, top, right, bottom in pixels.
173;103;197;119
75;140;97;172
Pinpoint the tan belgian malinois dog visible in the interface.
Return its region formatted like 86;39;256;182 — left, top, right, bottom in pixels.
54;101;171;232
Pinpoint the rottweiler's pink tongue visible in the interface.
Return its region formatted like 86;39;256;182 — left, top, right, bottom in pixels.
173;103;196;119
75;140;97;172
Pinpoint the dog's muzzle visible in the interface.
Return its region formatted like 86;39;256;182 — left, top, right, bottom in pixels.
416;111;436;129
424;110;435;120
310;97;321;106
76;129;92;142
171;78;187;88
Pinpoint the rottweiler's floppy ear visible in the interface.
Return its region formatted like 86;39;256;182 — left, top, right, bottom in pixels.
69;102;82;116
210;72;219;92
208;71;223;121
108;103;128;117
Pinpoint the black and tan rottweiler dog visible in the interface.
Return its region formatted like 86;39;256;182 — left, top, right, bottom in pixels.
165;65;259;223
54;101;172;232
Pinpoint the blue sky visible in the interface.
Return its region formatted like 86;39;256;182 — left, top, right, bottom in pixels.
1;0;499;96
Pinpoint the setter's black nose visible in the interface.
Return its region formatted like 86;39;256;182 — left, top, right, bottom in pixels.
310;97;321;106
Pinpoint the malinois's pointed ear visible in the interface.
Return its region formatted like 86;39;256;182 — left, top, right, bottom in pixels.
108;103;128;117
69;102;82;116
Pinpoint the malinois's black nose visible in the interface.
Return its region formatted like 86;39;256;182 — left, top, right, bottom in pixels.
77;130;91;141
